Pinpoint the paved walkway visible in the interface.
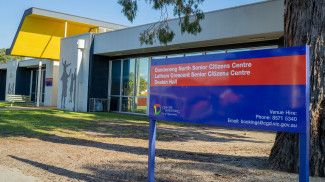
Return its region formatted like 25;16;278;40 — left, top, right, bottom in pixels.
0;165;38;182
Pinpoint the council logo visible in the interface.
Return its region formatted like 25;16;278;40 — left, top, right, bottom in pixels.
153;104;161;116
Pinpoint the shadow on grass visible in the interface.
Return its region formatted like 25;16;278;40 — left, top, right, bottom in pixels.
83;160;263;182
0;109;267;143
9;155;274;182
2;108;274;181
1;116;269;169
5;130;267;169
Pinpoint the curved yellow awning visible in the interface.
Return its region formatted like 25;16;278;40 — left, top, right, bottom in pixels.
8;8;125;60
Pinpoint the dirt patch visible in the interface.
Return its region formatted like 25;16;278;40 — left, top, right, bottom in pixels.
0;122;323;182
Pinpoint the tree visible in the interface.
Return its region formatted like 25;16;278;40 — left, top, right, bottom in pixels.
269;0;325;176
118;0;204;45
0;48;23;64
119;0;325;176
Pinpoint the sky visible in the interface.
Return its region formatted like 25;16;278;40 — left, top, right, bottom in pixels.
0;0;265;49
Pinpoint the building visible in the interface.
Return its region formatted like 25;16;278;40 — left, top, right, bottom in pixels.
1;7;125;106
58;0;284;114
0;59;59;106
4;0;284;113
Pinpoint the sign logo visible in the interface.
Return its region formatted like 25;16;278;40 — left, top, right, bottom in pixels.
153;104;161;116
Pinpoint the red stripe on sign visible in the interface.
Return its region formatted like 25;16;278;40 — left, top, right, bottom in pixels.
150;55;306;87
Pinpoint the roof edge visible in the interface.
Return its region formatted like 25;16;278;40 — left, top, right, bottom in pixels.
7;8;31;56
29;7;127;29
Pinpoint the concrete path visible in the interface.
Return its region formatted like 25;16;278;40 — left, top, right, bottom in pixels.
0;165;38;182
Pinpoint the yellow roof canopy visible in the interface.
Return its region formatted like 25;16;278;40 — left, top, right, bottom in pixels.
7;8;125;60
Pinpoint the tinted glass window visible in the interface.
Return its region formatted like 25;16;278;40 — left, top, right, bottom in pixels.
110;96;120;111
121;97;133;112
111;60;121;95
136;58;149;96
122;59;136;96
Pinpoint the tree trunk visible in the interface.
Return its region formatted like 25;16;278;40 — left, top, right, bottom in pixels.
269;0;325;176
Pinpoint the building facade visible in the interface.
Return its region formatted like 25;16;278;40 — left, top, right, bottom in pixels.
3;0;285;114
0;59;59;106
57;0;284;114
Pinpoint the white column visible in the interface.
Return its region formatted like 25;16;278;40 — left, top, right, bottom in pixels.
36;60;42;107
76;39;85;111
29;70;33;98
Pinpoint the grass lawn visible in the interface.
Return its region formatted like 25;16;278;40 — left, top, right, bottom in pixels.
0;102;148;139
0;102;11;108
0;102;36;108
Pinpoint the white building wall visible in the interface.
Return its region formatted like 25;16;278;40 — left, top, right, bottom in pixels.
94;0;284;56
5;60;18;100
51;61;60;106
43;60;60;107
58;33;92;112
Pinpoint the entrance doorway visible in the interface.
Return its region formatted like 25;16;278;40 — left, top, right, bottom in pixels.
30;69;46;103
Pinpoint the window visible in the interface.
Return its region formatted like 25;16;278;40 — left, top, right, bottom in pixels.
206;50;226;55
185;52;204;57
136;58;149;97
109;96;120;112
122;59;136;96
135;58;149;113
121;97;134;112
111;60;121;96
109;58;150;114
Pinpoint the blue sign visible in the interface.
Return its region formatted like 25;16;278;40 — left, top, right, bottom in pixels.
147;46;310;182
150;46;309;133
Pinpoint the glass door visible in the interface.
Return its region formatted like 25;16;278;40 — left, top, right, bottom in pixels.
30;69;46;103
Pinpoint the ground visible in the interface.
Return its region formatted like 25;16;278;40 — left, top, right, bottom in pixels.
0;102;324;182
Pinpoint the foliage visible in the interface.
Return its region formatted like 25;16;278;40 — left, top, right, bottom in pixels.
118;0;205;45
0;48;23;64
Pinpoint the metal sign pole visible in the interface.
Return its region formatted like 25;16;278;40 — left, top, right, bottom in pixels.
299;45;310;182
299;131;310;182
148;118;157;182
